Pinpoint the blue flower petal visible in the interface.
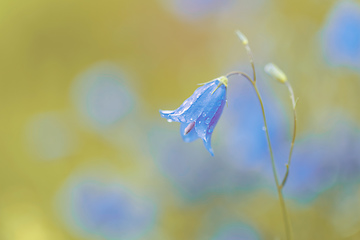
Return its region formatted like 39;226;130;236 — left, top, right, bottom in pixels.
160;78;227;156
160;81;217;123
195;84;226;140
203;135;214;156
180;122;199;142
201;93;226;156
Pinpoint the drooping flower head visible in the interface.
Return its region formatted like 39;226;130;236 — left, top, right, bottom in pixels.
160;76;228;156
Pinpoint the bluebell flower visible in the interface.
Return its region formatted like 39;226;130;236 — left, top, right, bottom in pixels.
321;1;360;70
160;76;228;156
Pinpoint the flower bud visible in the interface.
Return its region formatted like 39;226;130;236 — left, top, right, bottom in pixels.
235;30;249;45
264;63;287;83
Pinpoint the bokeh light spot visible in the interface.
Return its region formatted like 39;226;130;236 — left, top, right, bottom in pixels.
321;1;360;70
71;63;134;129
56;169;157;240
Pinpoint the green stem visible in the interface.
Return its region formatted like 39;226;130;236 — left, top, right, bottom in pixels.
281;81;297;188
252;83;292;240
226;71;293;239
232;30;293;239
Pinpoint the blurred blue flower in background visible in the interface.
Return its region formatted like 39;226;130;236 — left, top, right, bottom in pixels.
325;118;360;186
220;79;288;182
148;126;264;202
57;169;156;240
284;134;339;202
71;62;135;130
321;0;360;70
218;79;346;202
160;77;228;156
284;118;360;202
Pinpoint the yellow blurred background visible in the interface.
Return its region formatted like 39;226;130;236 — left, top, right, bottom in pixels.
1;0;360;239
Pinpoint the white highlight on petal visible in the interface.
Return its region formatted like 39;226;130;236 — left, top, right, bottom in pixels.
161;110;173;114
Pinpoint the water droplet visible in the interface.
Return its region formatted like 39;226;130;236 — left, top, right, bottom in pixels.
182;116;187;121
167;119;173;123
199;120;202;124
202;112;206;117
262;126;266;131
208;126;214;133
205;118;211;124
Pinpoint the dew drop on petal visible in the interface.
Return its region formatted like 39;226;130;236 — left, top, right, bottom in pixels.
208;126;214;133
205;118;211;124
202;112;206;117
179;116;185;122
199;120;202;124
167;119;173;123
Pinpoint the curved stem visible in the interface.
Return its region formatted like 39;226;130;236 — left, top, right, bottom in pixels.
227;72;293;239
252;83;292;240
235;30;256;82
281;81;298;188
232;30;293;239
226;71;253;83
245;45;256;82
